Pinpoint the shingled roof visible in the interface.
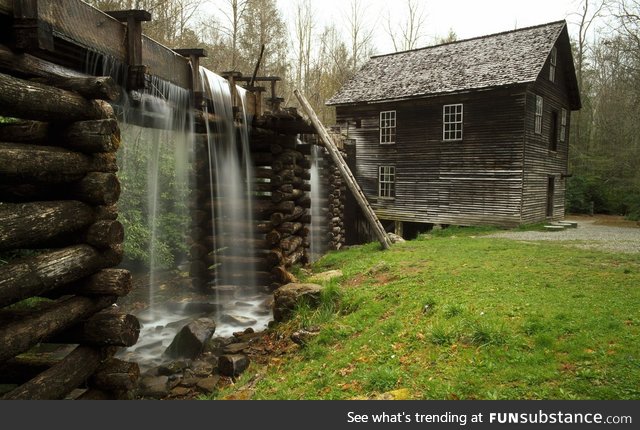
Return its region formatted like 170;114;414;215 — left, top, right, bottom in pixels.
327;20;580;108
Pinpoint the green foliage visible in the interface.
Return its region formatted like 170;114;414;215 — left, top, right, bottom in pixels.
117;125;190;270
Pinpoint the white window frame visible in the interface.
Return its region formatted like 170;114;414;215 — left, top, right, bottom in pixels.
379;111;396;144
549;46;557;82
378;166;396;199
535;96;543;135
560;108;567;142
443;104;463;141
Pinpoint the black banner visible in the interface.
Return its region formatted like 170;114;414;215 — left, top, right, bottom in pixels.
0;400;637;429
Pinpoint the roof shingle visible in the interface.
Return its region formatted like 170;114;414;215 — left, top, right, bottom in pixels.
327;21;567;106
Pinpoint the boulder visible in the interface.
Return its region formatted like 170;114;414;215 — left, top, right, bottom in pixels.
219;354;250;377
164;318;217;359
196;375;221;394
272;283;323;322
138;375;169;398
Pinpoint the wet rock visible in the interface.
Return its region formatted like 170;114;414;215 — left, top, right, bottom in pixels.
138;375;169;398
212;285;237;298
135;340;163;352
204;336;235;354
164;318;217;359
165;317;194;330
191;360;214;377
179;377;199;388
170;386;192;397
220;314;258;326
233;327;255;336
223;342;250;354
273;283;323;322
157;360;191;376
196;375;221;394
219;354;250;377
183;302;223;315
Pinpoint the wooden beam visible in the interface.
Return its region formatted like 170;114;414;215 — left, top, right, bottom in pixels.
106;9;151;90
294;89;392;250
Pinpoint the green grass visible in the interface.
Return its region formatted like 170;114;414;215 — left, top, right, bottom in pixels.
215;228;640;400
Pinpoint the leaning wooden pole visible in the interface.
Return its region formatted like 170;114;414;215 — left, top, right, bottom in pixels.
294;89;392;250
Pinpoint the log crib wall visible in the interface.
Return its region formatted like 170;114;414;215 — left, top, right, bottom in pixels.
0;47;140;399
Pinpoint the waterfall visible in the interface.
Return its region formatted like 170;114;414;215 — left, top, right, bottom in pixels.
309;144;327;262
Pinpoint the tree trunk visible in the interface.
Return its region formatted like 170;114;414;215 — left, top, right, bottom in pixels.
0;295;116;363
85;220;124;249
32;76;120;101
0;142;115;184
49;269;132;298
50;308;140;347
72;172;121;205
0;72;115;122
0;120;48;143
61;119;121;153
0;201;96;252
0;244;109;308
280;236;303;255
1;346;111;400
89;358;140;392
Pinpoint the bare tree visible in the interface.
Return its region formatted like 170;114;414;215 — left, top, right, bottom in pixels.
345;0;375;74
385;0;428;51
293;0;314;92
217;0;249;70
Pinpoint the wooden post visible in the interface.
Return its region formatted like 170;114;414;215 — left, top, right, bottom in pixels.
175;48;208;108
106;10;151;90
12;0;54;52
294;89;392;250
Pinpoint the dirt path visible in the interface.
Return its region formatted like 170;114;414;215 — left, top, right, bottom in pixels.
485;215;640;254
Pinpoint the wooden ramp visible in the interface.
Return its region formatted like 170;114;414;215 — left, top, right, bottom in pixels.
294;89;392;250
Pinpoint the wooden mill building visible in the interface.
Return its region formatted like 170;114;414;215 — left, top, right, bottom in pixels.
328;20;581;232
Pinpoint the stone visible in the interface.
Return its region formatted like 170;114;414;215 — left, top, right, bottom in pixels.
290;329;319;346
179;377;199;388
272;283;323;322
157;360;191;376
223;342;250;354
170;386;192;397
138;375;169;398
387;233;406;244
220;314;258;326
191;360;214;377
219;354;250;377
164;318;217;359
196;375;221;394
308;270;343;283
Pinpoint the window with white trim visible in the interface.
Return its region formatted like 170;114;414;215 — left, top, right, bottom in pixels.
560;108;567;142
378;166;395;199
550;46;557;82
379;111;396;144
535;96;543;134
443;104;463;141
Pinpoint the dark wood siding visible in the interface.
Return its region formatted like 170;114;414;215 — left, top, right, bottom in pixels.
337;86;527;227
522;41;572;224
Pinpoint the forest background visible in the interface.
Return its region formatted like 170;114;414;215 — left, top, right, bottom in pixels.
79;0;640;268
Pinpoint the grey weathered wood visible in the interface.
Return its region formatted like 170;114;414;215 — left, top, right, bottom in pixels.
1;346;110;400
0;244;109;308
85;220;124;249
0;72;115;122
295;89;391;249
0;200;96;251
61;119;121;153
0;295;116;363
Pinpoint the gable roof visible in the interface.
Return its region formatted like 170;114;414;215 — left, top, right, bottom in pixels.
327;20;581;109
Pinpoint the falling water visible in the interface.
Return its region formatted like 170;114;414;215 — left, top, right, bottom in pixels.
200;69;269;337
309;144;328;262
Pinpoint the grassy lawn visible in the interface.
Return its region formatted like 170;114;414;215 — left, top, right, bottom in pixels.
216;227;640;400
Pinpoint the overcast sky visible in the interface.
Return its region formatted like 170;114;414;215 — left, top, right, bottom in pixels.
275;0;584;55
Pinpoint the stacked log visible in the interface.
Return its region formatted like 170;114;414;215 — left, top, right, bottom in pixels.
266;135;311;285
308;140;346;255
0;49;138;400
188;134;213;290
